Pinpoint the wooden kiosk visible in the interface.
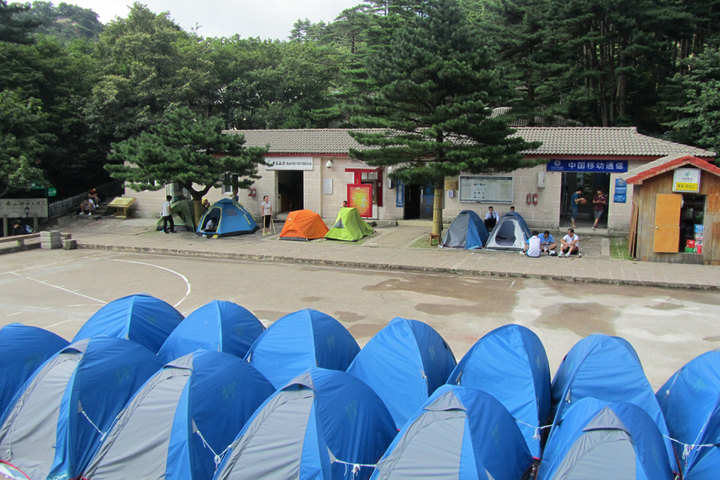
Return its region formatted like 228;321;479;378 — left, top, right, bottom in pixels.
625;155;720;265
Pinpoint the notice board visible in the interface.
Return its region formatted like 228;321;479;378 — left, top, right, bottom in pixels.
459;175;513;203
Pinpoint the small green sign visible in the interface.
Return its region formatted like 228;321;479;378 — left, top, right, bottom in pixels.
47;187;57;197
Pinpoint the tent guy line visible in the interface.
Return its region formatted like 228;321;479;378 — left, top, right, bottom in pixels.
110;258;191;308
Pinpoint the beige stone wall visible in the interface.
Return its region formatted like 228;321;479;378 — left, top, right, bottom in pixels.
607;162;640;233
441;165;562;228
125;157;642;231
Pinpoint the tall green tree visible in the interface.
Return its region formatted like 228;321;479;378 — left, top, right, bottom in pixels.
105;107;268;221
0;90;48;195
209;37;340;129
350;0;539;237
0;0;39;43
87;3;214;145
0;1;102;197
665;47;720;154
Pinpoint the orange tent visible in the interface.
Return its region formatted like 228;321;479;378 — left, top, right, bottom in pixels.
279;210;329;241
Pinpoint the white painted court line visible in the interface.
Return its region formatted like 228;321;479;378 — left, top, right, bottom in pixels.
110;259;192;308
0;252;107;276
8;272;107;305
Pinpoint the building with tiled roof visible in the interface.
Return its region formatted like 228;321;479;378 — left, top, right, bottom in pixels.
230;127;715;159
620;155;720;264
132;127;714;233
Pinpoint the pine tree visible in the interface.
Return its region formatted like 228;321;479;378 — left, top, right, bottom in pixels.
105;107;267;222
349;0;540;237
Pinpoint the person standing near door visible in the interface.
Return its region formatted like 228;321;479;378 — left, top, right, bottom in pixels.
570;187;583;229
260;195;273;236
592;189;608;229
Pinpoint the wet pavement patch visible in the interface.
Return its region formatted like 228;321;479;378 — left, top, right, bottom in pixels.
363;276;517;312
537;302;617;337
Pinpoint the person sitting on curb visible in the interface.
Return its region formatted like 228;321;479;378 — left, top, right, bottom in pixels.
540;231;557;255
560;228;581;257
523;231;542;258
78;195;95;216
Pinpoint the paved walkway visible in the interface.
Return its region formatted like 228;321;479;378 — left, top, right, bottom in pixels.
53;215;720;290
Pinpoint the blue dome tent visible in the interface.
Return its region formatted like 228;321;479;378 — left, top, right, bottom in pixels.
73;294;184;354
157;301;265;364
0;337;161;480
213;368;396;480
245;308;360;388
447;324;551;458
538;398;673;480
0;324;68;422
440;210;489;249
656;349;720;479
197;199;258;237
346;317;456;429
370;385;533;480
83;351;274;480
551;334;676;469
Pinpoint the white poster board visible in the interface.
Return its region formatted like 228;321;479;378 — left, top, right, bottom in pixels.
673;168;701;193
459;175;513;203
323;178;333;195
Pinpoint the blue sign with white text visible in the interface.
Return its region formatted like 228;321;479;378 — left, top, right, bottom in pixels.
547;159;628;173
396;181;404;207
614;178;627;203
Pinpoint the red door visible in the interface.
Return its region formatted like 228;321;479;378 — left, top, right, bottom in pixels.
347;184;373;217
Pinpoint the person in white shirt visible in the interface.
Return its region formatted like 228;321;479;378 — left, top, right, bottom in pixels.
260;195;273;236
161;195;175;233
484;206;499;230
523;231;542;257
561;228;580;256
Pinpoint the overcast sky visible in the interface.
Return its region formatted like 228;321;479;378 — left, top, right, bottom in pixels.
60;0;362;40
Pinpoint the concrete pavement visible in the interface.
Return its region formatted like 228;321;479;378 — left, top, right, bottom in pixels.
46;214;720;290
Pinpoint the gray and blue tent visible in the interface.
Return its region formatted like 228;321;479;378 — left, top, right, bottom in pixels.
551;334;676;469
440;210;489;250
370;385;533;480
0;324;68;422
0;337;161;480
484;212;532;251
656;349;720;479
447;324;551;458
157;301;265;364
538;398;673;480
213;368;396;480
346;317;456;429
197;199;258;237
83;350;274;480
245;308;360;388
73;294;184;354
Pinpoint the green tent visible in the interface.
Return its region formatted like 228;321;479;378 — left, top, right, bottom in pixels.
155;199;199;231
325;207;374;241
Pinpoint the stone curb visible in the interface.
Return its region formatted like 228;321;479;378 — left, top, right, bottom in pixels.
76;242;719;291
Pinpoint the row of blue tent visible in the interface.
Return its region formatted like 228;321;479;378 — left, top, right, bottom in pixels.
441;211;532;251
0;294;718;479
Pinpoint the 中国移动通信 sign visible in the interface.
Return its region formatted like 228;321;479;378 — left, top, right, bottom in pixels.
546;160;628;173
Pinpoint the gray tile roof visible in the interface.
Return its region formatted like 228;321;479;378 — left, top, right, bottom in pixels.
227;129;379;155
227;127;716;158
514;127;715;157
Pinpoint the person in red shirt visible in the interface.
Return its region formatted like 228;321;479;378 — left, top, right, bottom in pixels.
592;189;608;229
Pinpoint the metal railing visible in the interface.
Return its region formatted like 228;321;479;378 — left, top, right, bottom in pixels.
47;181;123;218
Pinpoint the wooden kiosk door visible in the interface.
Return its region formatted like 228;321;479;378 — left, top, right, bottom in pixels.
653;194;682;252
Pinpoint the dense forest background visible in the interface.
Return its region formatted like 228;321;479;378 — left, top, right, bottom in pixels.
2;0;720;198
